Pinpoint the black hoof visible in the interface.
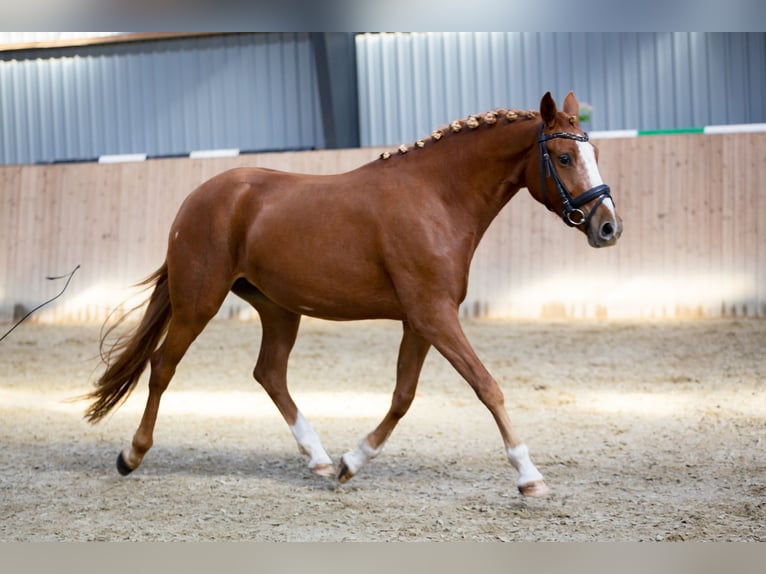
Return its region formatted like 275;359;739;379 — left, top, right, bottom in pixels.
337;460;352;484
116;451;135;476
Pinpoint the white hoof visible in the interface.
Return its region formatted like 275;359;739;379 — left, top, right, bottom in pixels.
310;462;336;478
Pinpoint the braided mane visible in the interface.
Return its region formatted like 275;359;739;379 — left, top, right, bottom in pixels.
378;108;540;160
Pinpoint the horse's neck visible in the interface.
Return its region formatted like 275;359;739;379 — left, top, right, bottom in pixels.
418;121;536;232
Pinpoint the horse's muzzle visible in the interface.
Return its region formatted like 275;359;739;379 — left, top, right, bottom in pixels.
588;212;623;248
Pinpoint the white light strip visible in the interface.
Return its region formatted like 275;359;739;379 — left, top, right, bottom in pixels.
703;123;766;135
98;153;147;163
189;148;240;159
588;129;638;139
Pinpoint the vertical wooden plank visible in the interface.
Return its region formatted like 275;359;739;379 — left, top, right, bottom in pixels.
744;134;762;316
634;137;650;318
40;165;64;322
694;134;713;317
735;134;748;315
696;136;721;317
669;135;688;317
58;164;84;321
708;134;725;317
624;137;644;318
731;132;747;316
102;162;124;320
646;136;664;317
720;134;737;316
15;167;39;312
0;166;22;320
758;134;766;316
599;136;629;318
691;133;708;316
659;135;671;318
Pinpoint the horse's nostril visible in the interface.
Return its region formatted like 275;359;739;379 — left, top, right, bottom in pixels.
600;221;614;240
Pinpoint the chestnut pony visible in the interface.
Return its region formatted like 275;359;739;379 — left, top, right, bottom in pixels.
85;92;622;497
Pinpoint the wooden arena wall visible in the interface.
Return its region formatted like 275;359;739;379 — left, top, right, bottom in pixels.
1;132;765;323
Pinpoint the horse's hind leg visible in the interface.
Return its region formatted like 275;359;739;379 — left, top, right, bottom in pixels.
118;278;231;474
338;322;431;483
232;281;334;477
256;306;334;477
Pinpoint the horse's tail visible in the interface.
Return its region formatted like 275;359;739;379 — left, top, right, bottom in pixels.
83;262;171;423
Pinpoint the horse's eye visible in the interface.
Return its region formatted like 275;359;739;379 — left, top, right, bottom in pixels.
558;154;572;166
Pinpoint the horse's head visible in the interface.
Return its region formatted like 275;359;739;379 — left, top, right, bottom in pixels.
526;91;623;248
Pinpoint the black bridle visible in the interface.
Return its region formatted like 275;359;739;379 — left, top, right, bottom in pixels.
537;123;612;228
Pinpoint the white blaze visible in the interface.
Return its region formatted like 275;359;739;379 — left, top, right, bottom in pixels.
576;140;617;221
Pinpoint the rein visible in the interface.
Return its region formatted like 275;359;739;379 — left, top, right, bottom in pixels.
537;124;612;228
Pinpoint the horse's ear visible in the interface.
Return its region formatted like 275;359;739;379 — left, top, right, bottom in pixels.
562;91;579;118
540;92;557;127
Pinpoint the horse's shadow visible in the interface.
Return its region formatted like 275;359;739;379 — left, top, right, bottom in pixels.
13;440;457;492
6;441;549;517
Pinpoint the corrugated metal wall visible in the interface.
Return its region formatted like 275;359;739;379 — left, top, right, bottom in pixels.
4;32;764;165
356;32;766;146
0;33;325;164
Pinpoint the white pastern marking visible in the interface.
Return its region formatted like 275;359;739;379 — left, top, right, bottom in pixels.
289;412;333;468
342;436;384;476
506;443;544;486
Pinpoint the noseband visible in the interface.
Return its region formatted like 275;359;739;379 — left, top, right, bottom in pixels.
537;124;612;228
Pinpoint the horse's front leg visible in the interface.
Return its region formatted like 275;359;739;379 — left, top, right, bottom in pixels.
338;322;431;482
410;305;550;497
